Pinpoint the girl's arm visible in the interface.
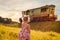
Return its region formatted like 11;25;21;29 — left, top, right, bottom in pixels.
27;24;30;33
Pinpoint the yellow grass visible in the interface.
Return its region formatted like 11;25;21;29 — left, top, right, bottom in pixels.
0;24;60;40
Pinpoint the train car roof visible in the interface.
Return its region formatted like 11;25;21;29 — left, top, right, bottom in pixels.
22;4;55;12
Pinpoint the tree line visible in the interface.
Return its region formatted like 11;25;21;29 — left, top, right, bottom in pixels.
0;16;12;24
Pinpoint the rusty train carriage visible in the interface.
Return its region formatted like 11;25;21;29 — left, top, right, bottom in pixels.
21;5;57;22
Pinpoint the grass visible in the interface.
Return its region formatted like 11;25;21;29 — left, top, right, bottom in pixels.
0;22;60;40
0;24;20;40
30;21;60;32
31;30;60;40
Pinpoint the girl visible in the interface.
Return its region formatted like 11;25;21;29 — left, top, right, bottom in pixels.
19;16;30;40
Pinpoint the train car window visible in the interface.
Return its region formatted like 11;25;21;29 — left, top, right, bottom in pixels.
52;8;54;10
41;8;47;12
32;10;34;13
26;10;30;15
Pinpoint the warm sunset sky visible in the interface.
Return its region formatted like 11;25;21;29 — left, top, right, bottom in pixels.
0;0;60;22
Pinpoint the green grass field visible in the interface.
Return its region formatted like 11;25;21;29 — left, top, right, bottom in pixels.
0;22;60;40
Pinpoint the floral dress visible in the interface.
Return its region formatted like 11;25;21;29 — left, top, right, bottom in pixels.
19;23;30;40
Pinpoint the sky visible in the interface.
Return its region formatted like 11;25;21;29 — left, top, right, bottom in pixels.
0;0;60;22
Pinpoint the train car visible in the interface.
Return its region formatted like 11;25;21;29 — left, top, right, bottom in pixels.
21;5;57;22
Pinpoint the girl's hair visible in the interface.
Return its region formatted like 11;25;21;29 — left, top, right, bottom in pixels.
19;18;22;23
23;17;28;21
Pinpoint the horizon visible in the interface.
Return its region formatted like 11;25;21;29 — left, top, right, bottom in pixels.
0;0;60;22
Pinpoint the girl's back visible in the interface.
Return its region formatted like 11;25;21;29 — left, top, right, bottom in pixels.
19;22;30;40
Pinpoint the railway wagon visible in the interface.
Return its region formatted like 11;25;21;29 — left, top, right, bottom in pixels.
20;5;57;22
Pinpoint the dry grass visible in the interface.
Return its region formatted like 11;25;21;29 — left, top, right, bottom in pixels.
0;22;60;40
